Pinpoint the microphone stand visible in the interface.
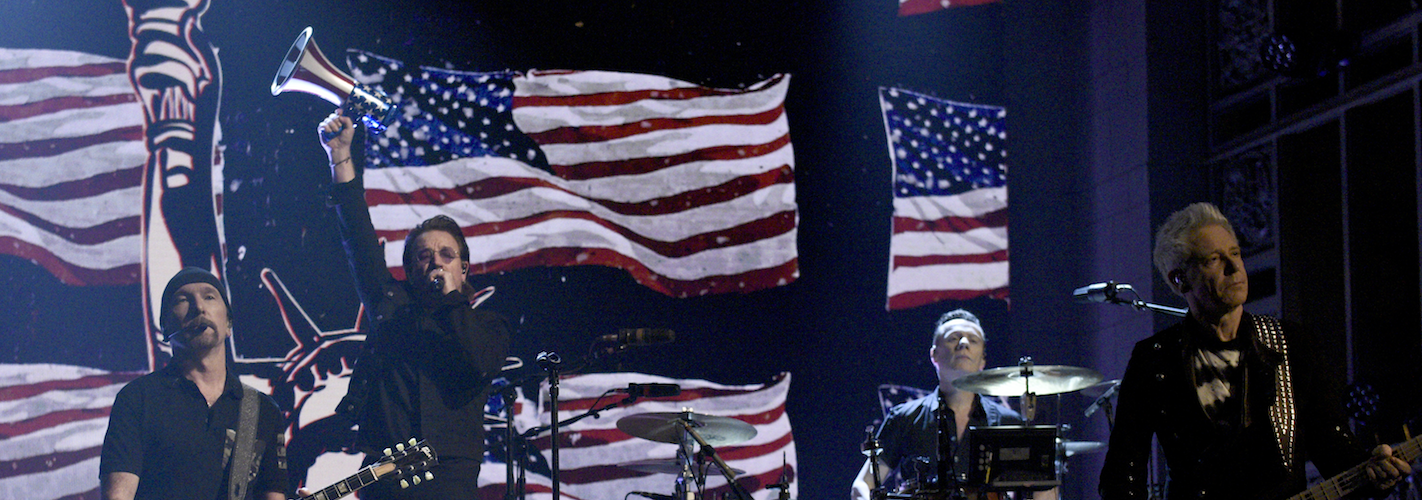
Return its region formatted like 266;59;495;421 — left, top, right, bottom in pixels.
1097;282;1188;317
521;393;642;440
500;383;520;500
535;351;563;500
528;343;646;500
1079;282;1173;500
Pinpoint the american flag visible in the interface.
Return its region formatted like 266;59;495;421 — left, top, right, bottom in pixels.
879;87;1008;310
0;363;141;500
477;372;796;500
897;0;1000;17
347;52;799;297
0;48;146;286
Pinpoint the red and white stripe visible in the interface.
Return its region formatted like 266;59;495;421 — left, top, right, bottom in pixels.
476;372;796;500
897;0;1000;17
886;186;1009;310
363;71;798;297
0;364;141;500
0;49;146;286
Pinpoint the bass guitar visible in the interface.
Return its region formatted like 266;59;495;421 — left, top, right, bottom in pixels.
1286;435;1420;500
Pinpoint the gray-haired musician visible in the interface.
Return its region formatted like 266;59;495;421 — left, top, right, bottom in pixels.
1099;202;1410;499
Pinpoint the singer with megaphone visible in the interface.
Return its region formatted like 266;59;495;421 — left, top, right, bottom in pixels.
317;109;513;499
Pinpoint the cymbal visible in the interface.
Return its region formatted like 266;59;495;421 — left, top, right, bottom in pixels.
1061;440;1105;456
616;412;758;446
1079;379;1121;398
951;365;1103;396
620;458;746;476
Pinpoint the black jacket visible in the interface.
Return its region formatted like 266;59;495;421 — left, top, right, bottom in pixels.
329;176;511;496
1100;312;1366;500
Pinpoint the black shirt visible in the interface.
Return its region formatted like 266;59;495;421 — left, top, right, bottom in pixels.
100;363;287;500
874;388;1020;490
329;177;511;499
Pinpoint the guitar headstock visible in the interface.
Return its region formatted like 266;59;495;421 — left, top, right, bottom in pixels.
377;439;439;489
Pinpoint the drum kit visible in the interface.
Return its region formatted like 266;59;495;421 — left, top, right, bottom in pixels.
604;358;1122;500
864;357;1121;499
614;410;784;500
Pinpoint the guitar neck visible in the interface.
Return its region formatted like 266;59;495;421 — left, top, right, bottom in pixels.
1288;435;1421;500
300;462;397;500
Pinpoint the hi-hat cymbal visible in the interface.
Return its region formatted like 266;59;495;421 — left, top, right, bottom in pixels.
1061;440;1105;456
616;412;758;446
951;365;1104;396
620;458;746;476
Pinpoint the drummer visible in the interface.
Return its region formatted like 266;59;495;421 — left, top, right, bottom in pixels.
850;309;1056;499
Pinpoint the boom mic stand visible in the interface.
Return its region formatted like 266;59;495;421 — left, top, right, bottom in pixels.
1073;280;1177;500
1079;281;1187;317
521;332;675;499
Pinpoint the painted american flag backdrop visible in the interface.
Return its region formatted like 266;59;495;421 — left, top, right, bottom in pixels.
480;372;797;500
897;0;1000;17
0;364;140;499
0;363;795;500
347;52;799;298
880;87;1008;310
0;48;145;286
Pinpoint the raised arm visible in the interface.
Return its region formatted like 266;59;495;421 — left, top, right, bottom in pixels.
318;112;404;317
321;112;357;184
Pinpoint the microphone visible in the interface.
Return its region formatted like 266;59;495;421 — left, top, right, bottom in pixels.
623;383;681;399
431;275;444;292
535;351;561;369
1073;281;1132;303
1084;382;1120;418
632;493;675;500
163;322;206;342
597;328;675;346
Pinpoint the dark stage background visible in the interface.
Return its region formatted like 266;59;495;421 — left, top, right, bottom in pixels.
0;1;1120;499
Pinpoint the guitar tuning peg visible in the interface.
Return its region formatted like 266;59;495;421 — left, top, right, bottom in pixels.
383;448;392;456
411;475;422;485
424;472;434;481
396;443;406;452
408;438;417;446
400;479;410;489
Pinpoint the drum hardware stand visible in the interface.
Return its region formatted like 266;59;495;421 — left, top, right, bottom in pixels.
675;412;755;500
1017;356;1038;424
766;452;793;500
861;425;884;492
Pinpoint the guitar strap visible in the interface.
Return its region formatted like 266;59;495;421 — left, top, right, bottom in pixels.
1252;315;1297;473
228;384;264;500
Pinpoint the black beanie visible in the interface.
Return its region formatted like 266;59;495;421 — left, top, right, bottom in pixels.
159;267;230;335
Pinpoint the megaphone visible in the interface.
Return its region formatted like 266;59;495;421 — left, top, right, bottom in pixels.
271;27;399;142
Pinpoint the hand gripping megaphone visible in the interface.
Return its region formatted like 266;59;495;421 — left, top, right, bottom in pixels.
270;27;398;142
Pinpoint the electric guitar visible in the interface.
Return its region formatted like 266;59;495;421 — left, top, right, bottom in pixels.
1286;434;1420;500
298;439;438;500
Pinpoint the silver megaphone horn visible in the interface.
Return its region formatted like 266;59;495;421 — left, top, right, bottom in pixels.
271;27;398;142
